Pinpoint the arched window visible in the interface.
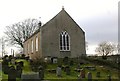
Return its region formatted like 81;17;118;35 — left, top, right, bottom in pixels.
36;36;38;51
60;31;70;51
31;40;33;53
27;42;29;54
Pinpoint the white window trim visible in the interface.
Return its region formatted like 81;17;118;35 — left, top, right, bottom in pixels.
36;36;38;51
28;43;29;54
31;40;33;53
59;31;70;51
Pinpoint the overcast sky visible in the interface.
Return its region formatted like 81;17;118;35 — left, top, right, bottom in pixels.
0;0;119;55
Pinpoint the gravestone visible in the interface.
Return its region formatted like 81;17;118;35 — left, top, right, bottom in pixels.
63;57;69;65
80;68;85;78
65;66;70;75
11;58;15;65
69;60;74;66
48;69;56;73
19;61;24;67
77;75;82;81
56;65;62;77
107;74;111;81
21;72;39;81
2;58;9;74
87;72;92;81
44;56;51;63
38;65;44;80
96;72;100;77
85;66;96;71
77;64;81;69
8;66;16;81
53;58;58;64
16;63;22;78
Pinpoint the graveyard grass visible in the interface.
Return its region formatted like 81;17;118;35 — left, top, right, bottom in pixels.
1;59;32;81
0;59;119;81
45;63;118;80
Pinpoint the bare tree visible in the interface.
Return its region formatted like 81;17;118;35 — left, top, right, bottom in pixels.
95;41;115;59
4;18;41;48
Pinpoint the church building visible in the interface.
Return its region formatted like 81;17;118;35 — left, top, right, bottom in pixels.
23;8;86;60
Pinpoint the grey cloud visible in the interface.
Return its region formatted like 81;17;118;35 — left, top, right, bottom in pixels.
77;14;118;44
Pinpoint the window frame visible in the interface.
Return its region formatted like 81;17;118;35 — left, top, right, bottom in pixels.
31;40;33;53
59;31;70;51
35;36;38;51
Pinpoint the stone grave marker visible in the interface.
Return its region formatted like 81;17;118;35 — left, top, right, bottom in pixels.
2;57;9;74
8;66;16;81
56;65;62;77
16;63;22;78
38;65;44;80
77;75;82;81
65;65;70;75
80;68;85;78
69;60;74;66
87;72;92;81
77;63;81;69
19;61;24;67
53;58;58;64
63;57;69;65
21;72;39;81
85;66;96;71
11;58;15;65
107;74;111;81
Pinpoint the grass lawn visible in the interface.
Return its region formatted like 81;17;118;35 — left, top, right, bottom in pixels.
0;59;119;81
45;63;119;80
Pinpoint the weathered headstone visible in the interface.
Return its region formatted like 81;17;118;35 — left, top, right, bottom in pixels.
77;75;82;81
65;66;70;75
87;72;92;81
107;74;111;81
85;66;96;71
38;65;44;80
80;68;85;78
21;72;39;81
8;66;16;81
44;56;51;63
77;64;81;69
16;63;22;78
53;58;58;64
48;69;56;73
2;58;9;74
63;57;69;65
19;61;24;67
70;60;74;66
11;58;15;65
56;65;62;77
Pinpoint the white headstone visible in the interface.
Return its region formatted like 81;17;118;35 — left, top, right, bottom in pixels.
56;67;62;77
53;58;57;64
